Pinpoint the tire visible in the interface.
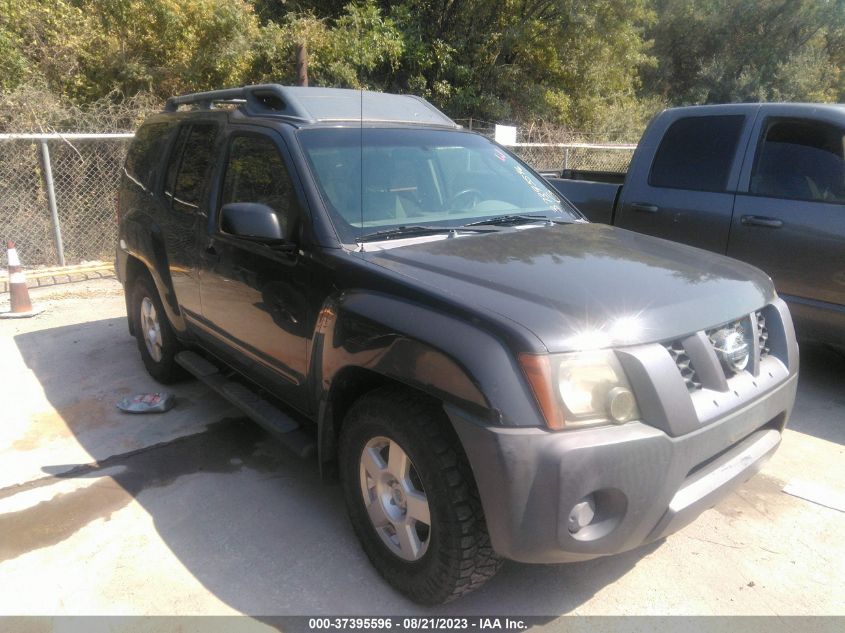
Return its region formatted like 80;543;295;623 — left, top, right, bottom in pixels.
131;274;186;384
339;386;502;604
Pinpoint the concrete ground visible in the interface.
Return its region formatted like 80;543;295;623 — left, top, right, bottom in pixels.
1;279;843;618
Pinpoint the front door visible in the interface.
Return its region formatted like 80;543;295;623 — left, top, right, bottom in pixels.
198;130;311;409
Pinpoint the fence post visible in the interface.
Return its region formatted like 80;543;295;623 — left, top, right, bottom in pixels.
39;140;65;266
564;147;570;171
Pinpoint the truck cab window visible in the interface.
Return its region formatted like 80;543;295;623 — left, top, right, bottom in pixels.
220;135;298;235
649;115;744;192
750;119;845;203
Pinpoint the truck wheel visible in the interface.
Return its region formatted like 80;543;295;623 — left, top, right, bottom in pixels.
131;275;185;384
339;386;501;604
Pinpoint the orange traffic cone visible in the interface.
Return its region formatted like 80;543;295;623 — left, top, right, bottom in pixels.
1;240;43;318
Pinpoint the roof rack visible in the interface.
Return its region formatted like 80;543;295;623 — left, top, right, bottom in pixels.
164;84;459;128
164;84;311;121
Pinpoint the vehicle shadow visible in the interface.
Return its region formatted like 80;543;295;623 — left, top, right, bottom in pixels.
9;316;659;616
788;341;845;445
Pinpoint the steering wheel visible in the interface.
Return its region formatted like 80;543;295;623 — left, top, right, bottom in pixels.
448;188;483;212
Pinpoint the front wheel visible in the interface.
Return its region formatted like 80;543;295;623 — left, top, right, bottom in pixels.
131;275;185;384
339;387;501;604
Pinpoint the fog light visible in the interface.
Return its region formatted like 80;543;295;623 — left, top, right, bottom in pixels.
567;495;596;534
606;387;636;423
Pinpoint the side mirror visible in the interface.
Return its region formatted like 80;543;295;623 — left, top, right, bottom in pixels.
220;202;287;242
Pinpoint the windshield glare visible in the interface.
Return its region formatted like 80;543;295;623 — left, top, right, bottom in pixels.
298;128;580;242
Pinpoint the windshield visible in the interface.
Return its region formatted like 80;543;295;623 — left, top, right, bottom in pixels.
297;127;581;243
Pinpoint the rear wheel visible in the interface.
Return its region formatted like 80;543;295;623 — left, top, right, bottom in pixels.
339;386;501;604
131;275;185;384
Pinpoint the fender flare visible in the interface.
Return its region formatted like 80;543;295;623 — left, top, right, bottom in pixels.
312;290;545;471
123;222;187;333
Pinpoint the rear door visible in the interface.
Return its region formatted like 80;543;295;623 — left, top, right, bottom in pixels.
729;111;845;314
198;128;311;410
616;109;754;253
160;121;220;318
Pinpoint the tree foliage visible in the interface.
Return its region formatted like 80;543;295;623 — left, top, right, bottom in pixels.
2;0;845;135
643;0;845;104
252;1;404;88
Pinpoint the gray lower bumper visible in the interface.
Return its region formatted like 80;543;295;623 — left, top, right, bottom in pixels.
447;373;797;564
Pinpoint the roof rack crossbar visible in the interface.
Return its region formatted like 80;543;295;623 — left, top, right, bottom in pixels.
165;87;248;111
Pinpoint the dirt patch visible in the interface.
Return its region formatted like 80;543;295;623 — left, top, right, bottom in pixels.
713;472;785;521
11;398;117;451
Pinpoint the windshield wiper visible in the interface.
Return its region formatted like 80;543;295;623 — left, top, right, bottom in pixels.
462;213;555;227
358;225;493;243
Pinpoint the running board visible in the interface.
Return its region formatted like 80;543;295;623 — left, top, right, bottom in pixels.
175;351;316;459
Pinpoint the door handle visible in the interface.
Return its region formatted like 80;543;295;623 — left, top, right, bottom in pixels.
741;215;783;228
203;245;220;262
631;202;659;213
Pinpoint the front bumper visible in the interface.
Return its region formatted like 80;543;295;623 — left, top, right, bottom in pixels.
449;299;799;564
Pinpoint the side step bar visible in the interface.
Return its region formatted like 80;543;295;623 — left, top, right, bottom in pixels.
175;351;316;459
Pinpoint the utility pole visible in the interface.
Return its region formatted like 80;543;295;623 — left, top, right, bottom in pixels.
296;43;308;87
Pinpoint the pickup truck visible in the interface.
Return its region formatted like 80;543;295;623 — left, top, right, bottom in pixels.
116;86;798;604
547;103;845;347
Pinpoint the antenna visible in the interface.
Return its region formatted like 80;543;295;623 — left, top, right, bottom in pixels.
359;86;364;250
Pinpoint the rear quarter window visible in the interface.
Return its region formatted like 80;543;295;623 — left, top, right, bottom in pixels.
649;115;745;193
124;122;172;191
164;123;219;213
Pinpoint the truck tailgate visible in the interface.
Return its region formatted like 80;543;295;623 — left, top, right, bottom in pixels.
546;178;622;224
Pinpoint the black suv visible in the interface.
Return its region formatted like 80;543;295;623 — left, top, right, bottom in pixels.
117;85;799;604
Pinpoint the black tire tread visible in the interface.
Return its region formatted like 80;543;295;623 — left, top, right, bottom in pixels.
340;386;502;604
131;273;186;384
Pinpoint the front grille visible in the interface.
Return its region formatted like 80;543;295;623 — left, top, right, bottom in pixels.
664;341;702;392
664;310;777;390
756;311;770;358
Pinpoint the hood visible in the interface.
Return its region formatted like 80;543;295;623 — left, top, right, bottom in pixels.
362;223;775;352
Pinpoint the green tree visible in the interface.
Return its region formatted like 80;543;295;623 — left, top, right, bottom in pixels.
10;0;845;138
78;0;260;100
0;0;94;93
252;1;404;88
643;0;845;104
380;0;656;129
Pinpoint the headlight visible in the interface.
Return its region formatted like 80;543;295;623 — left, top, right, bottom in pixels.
557;351;639;425
520;350;640;430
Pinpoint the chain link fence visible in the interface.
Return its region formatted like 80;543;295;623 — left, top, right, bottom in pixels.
0;134;133;268
1;128;634;268
508;142;635;173
453;118;637;174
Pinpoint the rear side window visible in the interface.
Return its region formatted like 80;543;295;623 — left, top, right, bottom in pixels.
124;123;171;191
220;135;298;234
750;119;845;203
164;125;190;204
649;115;745;192
165;123;218;213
